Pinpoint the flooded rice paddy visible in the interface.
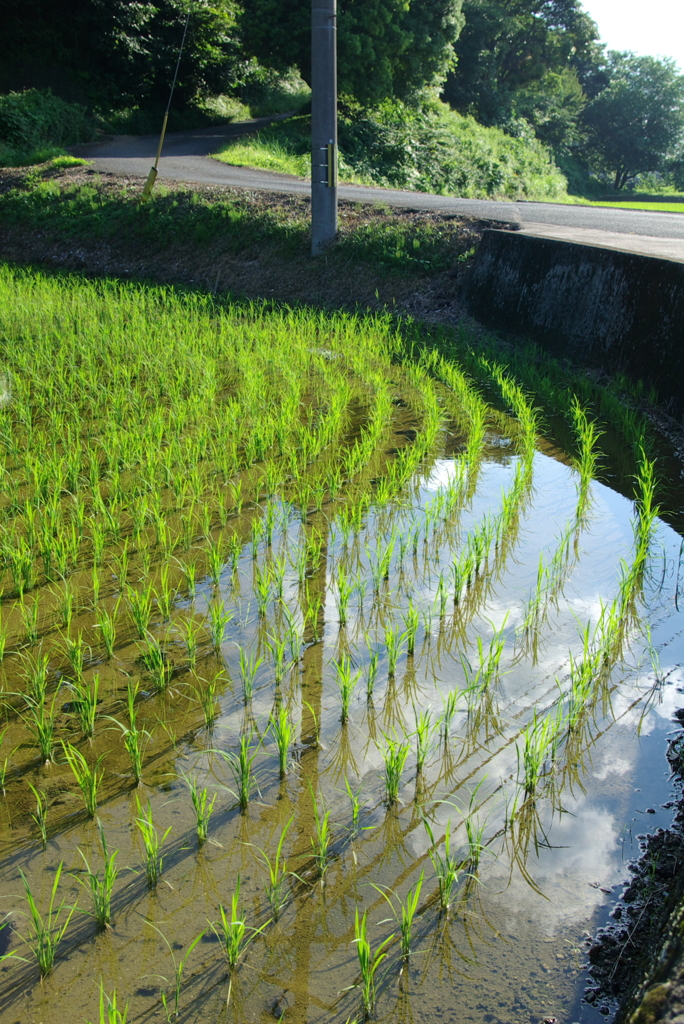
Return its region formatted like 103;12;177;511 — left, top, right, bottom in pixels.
0;267;681;1024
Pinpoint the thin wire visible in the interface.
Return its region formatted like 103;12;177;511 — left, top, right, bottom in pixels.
166;6;192;117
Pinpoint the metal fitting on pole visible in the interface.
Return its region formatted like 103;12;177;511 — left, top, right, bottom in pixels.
311;0;338;255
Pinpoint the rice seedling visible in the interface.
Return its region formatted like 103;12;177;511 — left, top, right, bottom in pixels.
175;615;204;671
14;862;75;976
403;600;420;656
246;816;296;922
64;631;89;683
211;874;269;974
180;771;217;846
460;620;508;694
304;583;324;642
149;923;205;1022
335;564;355;626
464;809;487;875
27;781;49;846
335;653;361;723
207;537;225;587
115;543;130;588
126;583;154;640
253;562;272;617
190;674;220;730
22;693;58;764
238;646;264;703
207;601;233;654
310;785;332;880
20;595;39;644
95;599;120;659
344;777;364;840
73;820;119;930
352;909;394;1018
366;651;379;700
570;397;603;513
413;708;439;773
251;518;264;559
374;870;424;960
67;672;100;740
384;624;406;678
228;479;243;515
436;572;449;618
212;733;261;810
269;706;294;778
21;648;50;704
423;817;464;913
135;796;172;889
87;984;128;1024
177;554;199;597
271;553;288;602
302;699;321;749
440;688;464;742
266;633;289;685
61;741;106;818
284;611;303;662
140;634;171;693
107;682;150;785
154;564;177;620
516;710;562;800
381;736;409;805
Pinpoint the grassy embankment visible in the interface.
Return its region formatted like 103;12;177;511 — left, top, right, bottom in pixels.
0;161;492;319
214;106;684;212
214;101;569;202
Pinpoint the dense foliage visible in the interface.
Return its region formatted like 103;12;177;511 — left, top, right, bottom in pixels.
0;0;243;112
582;54;684;189
218;100;568;200
443;0;605;128
1;0;684;193
0;90;94;152
238;0;465;106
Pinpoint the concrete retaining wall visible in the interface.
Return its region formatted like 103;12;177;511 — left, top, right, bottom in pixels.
464;230;684;410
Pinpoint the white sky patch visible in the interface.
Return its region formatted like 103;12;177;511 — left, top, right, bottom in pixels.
487;798;622;938
421;458;461;492
582;0;684;71
593;755;633;781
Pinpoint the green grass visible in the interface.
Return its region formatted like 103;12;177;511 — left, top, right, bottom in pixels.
575;197;684;212
215;139;309;177
0;169;484;278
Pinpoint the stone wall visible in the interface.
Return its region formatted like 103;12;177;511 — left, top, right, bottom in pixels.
464;230;684;411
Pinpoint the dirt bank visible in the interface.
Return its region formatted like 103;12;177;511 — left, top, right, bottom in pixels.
0;164;506;326
585;710;684;1023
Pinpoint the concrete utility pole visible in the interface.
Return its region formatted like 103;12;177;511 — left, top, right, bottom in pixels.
311;0;338;255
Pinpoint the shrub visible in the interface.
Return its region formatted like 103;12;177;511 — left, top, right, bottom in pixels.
0;89;95;162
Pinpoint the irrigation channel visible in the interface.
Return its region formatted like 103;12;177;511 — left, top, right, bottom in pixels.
0;264;681;1024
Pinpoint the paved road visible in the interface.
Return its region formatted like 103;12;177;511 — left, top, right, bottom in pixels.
73;121;684;262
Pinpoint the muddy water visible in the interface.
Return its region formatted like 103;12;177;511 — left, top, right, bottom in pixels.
0;431;682;1024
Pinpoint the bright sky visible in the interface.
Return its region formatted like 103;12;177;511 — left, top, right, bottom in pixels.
581;0;684;72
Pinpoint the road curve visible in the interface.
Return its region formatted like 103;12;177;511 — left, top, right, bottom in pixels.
72;121;684;261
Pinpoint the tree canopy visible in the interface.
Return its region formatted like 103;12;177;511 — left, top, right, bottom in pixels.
582;52;684;188
0;0;243;111
442;0;606;127
238;0;465;106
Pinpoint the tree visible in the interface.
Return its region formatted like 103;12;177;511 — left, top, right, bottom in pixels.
442;0;605;127
238;0;465;106
582;53;684;189
0;0;243;112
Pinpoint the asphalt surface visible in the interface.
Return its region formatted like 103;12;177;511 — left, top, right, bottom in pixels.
72;121;684;262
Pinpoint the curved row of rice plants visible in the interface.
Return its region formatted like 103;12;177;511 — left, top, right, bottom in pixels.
0;266;668;1024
